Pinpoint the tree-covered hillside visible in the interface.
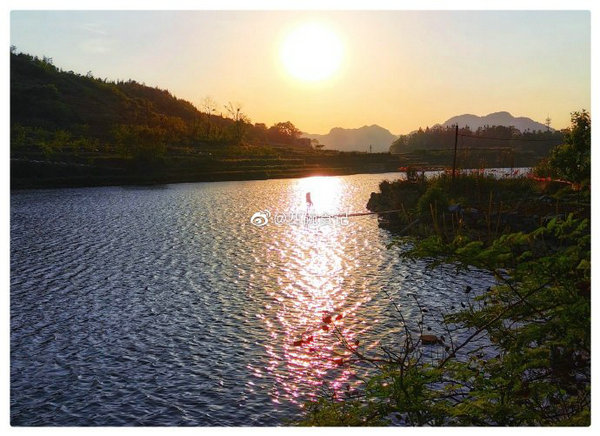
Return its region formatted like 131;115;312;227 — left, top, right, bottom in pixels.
390;124;564;168
10;49;241;149
10;49;405;188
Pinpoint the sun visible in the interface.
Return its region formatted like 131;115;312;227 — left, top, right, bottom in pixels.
280;22;344;82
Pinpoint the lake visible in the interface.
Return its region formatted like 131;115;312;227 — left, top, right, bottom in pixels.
11;172;496;426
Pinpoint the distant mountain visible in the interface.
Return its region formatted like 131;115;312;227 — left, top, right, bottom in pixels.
303;125;398;153
441;111;552;132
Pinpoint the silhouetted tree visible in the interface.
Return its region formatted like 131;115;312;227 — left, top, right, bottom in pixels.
200;96;217;137
268;121;302;144
224;101;250;144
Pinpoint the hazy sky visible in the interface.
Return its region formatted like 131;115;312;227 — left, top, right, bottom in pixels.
10;10;590;134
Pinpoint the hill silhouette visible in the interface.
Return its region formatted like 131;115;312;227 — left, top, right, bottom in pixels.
11;50;218;138
304;112;551;154
441;111;552;132
303;125;398;153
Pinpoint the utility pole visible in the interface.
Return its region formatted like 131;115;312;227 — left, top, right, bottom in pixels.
452;124;459;183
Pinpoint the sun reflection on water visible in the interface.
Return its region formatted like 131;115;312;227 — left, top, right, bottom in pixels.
293;176;344;214
261;176;367;405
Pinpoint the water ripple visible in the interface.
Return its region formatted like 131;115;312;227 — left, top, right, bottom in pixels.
11;174;495;425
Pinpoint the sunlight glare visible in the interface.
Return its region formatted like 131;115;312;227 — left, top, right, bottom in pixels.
280;22;344;82
294;176;343;214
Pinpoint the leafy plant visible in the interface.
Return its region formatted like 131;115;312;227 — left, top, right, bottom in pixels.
535;110;590;185
299;215;590;426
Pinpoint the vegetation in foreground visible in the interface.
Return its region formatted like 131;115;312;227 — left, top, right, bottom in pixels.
298;111;590;426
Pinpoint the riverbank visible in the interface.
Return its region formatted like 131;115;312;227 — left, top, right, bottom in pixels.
10;153;409;190
300;171;590;426
366;172;589;237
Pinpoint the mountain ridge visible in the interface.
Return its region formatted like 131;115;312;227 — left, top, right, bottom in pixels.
440;111;552;132
303;124;399;153
306;112;552;153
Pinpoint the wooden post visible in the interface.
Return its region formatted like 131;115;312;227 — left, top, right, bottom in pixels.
452;125;459;183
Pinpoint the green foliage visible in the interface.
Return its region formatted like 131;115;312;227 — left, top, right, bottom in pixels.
112;124;167;161
300;215;590;426
366;178;428;225
11;124;102;157
417;185;449;217
303;167;590;428
367;172;557;242
535;110;590;185
299;397;385;426
10;51;311;155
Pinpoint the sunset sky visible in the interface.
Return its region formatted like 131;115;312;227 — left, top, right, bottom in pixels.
10;10;590;134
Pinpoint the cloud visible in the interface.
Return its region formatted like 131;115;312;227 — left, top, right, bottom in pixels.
79;38;113;54
79;22;108;36
76;22;113;54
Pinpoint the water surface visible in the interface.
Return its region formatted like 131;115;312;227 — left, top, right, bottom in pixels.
11;173;494;425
